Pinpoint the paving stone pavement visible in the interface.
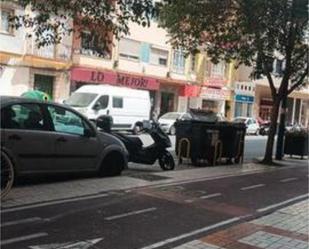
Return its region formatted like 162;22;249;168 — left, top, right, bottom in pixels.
172;199;309;249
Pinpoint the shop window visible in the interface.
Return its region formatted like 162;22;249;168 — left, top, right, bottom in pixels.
211;62;225;77
119;38;140;61
80;31;110;58
34;74;54;98
172;50;185;74
0;9;13;34
112;97;123;108
150;47;168;66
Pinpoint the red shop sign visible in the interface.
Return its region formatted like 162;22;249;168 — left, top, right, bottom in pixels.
180;85;200;97
70;67;160;90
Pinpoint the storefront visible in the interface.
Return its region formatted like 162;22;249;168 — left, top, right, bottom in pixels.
234;94;254;117
188;86;229;114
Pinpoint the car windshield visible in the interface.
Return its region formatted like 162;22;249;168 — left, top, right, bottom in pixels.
234;118;247;123
65;93;98;107
160;112;182;120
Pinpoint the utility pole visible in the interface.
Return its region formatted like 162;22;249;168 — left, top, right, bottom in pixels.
275;94;287;160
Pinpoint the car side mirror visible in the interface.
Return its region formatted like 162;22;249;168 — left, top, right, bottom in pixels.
84;128;93;137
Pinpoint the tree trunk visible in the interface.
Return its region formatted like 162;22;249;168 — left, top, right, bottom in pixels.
262;98;281;164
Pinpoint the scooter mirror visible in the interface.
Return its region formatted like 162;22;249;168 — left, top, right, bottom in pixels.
142;120;152;130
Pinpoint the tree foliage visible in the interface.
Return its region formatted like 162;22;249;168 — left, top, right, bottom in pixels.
158;0;308;163
158;0;308;95
7;0;155;50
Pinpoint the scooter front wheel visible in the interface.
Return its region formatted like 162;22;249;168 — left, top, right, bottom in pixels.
159;151;175;171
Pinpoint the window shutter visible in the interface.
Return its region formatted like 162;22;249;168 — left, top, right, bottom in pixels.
140;42;150;63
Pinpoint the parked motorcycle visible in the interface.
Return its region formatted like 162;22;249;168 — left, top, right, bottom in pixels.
96;115;175;171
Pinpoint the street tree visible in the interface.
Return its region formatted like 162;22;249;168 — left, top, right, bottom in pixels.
7;0;155;51
158;0;308;164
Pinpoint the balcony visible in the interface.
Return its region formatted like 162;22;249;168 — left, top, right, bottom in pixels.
26;38;71;61
72;48;113;69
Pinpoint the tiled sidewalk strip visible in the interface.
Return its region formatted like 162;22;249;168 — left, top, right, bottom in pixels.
172;199;309;249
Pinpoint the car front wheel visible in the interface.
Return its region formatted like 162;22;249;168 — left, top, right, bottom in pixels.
99;152;125;177
1;151;15;199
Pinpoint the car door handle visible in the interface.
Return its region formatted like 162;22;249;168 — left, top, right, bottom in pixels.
8;134;22;141
56;137;67;142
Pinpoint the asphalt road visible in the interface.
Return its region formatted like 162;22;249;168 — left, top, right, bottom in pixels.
2;165;308;249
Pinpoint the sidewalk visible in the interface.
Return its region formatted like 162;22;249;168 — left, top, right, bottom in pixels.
173;199;309;249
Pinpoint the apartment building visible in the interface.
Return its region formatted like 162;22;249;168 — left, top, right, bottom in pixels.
234;63;309;126
0;2;72;101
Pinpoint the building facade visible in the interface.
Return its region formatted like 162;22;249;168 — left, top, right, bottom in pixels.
0;3;72;101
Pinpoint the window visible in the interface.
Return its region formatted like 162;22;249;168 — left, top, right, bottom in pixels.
0;9;13;34
273;59;284;76
48;106;86;136
150;47;168;66
172;50;185;74
211;62;225;77
80;31;110;58
1;104;46;130
119;38;140;61
191;55;196;72
93;95;109;110
112;97;123;108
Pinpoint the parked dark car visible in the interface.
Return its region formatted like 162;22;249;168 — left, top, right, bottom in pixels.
1;96;128;198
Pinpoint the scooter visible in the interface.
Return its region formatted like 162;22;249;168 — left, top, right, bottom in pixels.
96;116;175;171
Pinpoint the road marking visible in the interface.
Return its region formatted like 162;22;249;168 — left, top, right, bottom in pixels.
1;217;42;228
241;184;265;191
29;238;103;249
1;233;48;246
200;193;222;199
1;193;110;214
280;177;298;183
257;194;309;213
105;207;157;221
139;216;242;249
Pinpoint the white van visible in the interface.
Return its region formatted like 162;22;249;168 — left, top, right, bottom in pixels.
65;85;151;132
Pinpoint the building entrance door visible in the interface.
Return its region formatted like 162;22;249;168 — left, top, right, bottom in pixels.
34;74;54;98
160;92;174;115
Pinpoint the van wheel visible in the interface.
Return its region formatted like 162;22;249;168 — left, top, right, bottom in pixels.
99;152;125;177
1;151;15;199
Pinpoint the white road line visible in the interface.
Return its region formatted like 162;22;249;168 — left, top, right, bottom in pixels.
1;217;42;228
200;193;222;199
105;207;157;221
1;193;109;214
280;177;298;183
1;233;48;246
257;194;309;213
139;217;242;249
241;184;265;191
